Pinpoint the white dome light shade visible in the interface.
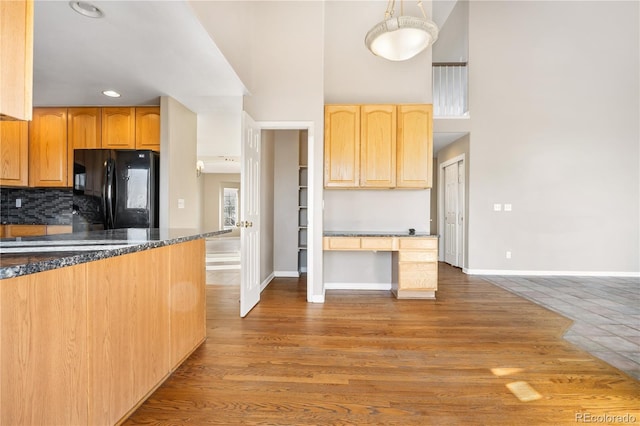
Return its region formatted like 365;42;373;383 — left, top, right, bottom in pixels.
365;16;439;61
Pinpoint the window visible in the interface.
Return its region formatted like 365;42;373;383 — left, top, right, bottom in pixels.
222;187;238;230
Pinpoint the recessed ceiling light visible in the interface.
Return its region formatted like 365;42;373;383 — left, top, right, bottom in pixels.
102;90;121;98
69;1;104;19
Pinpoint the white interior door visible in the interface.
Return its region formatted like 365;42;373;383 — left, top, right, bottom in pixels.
444;161;459;266
240;112;260;317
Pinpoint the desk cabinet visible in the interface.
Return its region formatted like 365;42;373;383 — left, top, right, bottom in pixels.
323;236;438;299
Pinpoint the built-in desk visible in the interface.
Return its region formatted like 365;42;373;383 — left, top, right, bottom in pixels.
323;232;439;299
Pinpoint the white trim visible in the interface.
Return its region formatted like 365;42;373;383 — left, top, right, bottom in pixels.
256;120;319;305
438;154;466;267
299;266;307;273
324;282;392;291
260;272;275;292
310;294;325;303
464;268;640;278
274;271;300;278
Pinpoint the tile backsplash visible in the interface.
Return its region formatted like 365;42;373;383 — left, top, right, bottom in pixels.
0;187;73;225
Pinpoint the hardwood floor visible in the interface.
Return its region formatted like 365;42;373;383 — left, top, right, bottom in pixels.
124;263;639;425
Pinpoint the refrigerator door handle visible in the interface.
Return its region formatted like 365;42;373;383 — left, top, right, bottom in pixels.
102;159;109;228
105;159;116;229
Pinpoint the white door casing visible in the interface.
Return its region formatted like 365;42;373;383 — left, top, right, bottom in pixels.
240;112;261;317
439;155;465;268
444;162;459;266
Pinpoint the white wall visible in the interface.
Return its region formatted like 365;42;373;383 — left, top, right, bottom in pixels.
273;130;300;275
197;96;243;161
202;173;241;235
432;0;468;63
467;1;639;274
190;1;326;299
160;96;201;229
260;130;275;285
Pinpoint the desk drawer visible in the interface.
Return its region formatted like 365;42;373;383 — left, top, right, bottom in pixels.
399;238;437;250
324;237;361;250
399;250;437;262
361;237;394;251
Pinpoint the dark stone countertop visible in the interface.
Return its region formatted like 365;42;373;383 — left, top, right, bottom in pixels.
324;231;437;238
0;228;231;280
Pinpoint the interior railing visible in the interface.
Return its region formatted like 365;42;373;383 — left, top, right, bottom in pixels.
433;62;469;117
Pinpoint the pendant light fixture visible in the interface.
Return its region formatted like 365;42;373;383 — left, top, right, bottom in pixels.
365;0;439;61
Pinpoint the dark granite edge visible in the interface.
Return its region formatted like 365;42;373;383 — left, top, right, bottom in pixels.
1;229;230;280
323;231;437;238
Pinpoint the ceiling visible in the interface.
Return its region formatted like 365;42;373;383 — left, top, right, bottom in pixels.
33;0;465;160
33;1;246;112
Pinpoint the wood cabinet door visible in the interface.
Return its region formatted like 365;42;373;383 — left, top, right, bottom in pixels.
1;264;89;426
169;239;206;369
324;105;360;187
135;107;160;151
87;247;170;426
102;107;135;149
397;104;432;188
360;104;396;188
0;0;33;121
68;107;101;185
29;107;68;187
0;120;29;186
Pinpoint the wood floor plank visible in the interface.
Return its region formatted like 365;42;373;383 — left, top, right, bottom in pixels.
124;263;640;425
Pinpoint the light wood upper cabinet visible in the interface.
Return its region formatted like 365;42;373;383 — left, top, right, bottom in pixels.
360;105;396;188
324;105;360;187
102;107;135;149
324;104;433;189
0;121;29;186
29;108;68;187
0;0;33;121
68;107;101;185
135;107;160;151
397;104;433;188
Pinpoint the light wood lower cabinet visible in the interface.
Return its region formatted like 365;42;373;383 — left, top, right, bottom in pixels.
87;245;171;425
323;236;438;299
0;239;206;425
170;239;206;368
1;263;89;426
0;224;71;237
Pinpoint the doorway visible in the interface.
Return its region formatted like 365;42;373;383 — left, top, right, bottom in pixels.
439;155;465;268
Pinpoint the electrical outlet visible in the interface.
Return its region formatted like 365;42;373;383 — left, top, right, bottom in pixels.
506;251;512;259
15;198;21;208
177;198;185;209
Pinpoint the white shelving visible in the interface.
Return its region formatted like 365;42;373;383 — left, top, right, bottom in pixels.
298;163;308;273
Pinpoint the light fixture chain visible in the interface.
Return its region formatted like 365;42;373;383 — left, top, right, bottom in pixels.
385;0;395;19
416;0;427;19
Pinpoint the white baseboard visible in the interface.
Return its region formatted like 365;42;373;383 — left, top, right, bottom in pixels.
464;268;640;278
324;282;392;290
309;294;325;303
274;270;300;278
260;273;275;292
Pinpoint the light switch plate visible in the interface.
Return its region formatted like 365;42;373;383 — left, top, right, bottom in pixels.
177;198;185;209
493;203;502;211
15;198;21;208
504;204;512;211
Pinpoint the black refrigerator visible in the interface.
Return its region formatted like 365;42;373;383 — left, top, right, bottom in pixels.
72;149;160;232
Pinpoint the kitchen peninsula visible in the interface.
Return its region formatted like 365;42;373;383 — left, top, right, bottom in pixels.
0;228;229;426
324;231;439;299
